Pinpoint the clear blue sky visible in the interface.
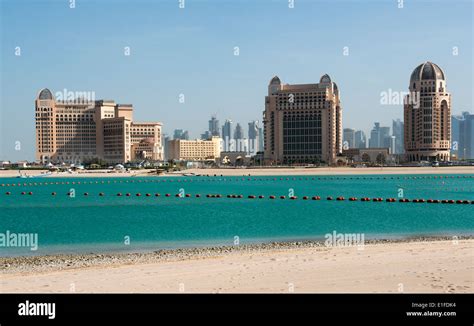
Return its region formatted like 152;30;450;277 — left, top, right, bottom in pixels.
0;0;472;161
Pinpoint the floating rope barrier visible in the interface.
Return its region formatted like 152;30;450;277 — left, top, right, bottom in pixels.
3;189;473;204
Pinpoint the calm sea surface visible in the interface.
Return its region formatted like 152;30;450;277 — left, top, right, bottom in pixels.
0;174;473;256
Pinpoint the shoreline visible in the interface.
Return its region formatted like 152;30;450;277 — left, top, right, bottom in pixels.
1;235;471;275
1;237;472;293
0;166;473;178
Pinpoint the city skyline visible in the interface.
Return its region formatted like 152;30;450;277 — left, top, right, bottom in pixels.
1;0;473;161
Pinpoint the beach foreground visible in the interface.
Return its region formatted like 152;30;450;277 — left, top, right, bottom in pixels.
1;166;473;178
1;239;472;293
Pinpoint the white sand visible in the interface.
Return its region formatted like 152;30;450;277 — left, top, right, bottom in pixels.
182;166;474;176
1;240;472;293
1;166;473;178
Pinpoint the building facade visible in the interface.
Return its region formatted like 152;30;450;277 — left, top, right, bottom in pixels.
369;122;390;149
168;136;221;161
404;62;451;161
343;128;355;149
263;74;343;164
452;111;474;160
35;88;163;164
392;119;404;154
354;130;367;149
208;116;220;136
248;120;260;155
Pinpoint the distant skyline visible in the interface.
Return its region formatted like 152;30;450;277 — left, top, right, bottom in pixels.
1;0;472;161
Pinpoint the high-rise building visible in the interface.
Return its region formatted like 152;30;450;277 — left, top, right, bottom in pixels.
234;123;244;152
369;123;390;149
452;112;474;159
248;121;260;155
354;130;366;149
163;135;170;161
208;115;220;136
35;88;163;164
221;119;233;151
258;127;264;152
173;129;189;140
369;123;381;148
343;128;355;149
404;62;451;161
201;130;212;140
392;119;404;154
234;123;243;140
263;74;343;164
380;127;391;147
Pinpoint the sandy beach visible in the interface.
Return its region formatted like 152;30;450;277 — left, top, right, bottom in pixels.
0;166;473;178
1;239;472;293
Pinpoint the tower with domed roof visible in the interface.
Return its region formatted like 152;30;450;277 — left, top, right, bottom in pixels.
263;74;342;165
404;62;451;161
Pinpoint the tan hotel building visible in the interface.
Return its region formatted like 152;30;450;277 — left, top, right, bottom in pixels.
35;88;163;164
168;137;221;161
263;75;343;164
404;62;451;161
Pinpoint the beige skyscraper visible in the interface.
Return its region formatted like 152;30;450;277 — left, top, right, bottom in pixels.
263;75;342;164
35;88;163;164
404;62;451;161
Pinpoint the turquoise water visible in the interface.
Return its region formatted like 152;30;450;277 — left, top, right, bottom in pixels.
0;174;473;256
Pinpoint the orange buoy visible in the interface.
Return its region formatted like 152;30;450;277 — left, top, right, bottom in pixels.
146;193;151;197
312;196;320;200
166;194;171;197
248;195;256;199
126;193;131;197
136;193;141;197
349;197;357;201
206;194;211;198
21;191;26;195
117;193;122;196
175;194;180;197
290;196;297;200
303;196;308;200
28;191;33;195
269;195;276;199
259;195;265;199
238;195;243;198
336;196;344;201
186;194;191;197
280;196;286;199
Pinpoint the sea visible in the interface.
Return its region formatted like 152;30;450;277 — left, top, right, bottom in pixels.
0;174;473;256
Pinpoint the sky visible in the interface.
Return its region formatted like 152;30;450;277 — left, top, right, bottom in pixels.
0;0;472;161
